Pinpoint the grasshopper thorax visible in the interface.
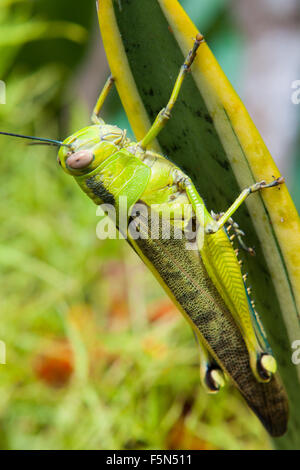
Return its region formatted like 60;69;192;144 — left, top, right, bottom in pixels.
58;123;129;176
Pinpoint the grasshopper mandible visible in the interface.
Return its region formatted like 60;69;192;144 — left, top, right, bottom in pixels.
0;34;288;436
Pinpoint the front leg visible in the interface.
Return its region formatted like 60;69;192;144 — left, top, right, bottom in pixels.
91;75;115;124
213;213;256;256
193;330;225;394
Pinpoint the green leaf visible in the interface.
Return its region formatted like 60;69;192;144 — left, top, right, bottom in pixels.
98;0;300;448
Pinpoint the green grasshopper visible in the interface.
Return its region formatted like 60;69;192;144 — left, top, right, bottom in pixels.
1;34;288;436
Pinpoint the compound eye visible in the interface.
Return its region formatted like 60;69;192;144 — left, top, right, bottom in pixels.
66;150;94;169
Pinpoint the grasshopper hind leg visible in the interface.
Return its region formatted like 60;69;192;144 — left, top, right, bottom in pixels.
215;213;277;382
138;34;204;150
214;213;256;256
184;178;279;383
193;330;225;393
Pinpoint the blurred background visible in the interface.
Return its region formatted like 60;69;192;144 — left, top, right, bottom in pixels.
0;0;299;450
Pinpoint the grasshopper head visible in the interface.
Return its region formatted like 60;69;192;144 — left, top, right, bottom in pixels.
58;124;128;176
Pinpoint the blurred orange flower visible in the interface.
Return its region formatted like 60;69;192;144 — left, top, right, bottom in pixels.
33;339;74;388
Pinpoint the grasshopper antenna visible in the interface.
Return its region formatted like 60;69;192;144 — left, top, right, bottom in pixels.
0;131;71;148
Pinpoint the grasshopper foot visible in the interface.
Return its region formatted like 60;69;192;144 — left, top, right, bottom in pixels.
250;177;285;194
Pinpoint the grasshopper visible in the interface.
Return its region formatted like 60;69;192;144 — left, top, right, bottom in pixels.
0;34;288;436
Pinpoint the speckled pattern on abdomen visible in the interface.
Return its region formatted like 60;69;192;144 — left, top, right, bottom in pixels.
128;206;288;437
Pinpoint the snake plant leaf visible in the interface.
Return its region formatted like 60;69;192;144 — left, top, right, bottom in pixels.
97;0;300;448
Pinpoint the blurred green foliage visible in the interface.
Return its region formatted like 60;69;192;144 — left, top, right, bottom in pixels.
291;114;300;210
0;0;282;449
